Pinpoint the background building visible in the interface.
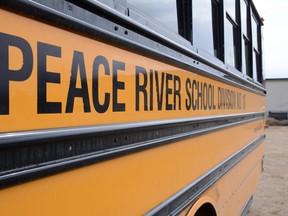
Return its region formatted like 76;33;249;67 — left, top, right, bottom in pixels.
265;78;288;120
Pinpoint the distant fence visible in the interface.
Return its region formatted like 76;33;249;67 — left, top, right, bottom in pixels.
268;112;288;121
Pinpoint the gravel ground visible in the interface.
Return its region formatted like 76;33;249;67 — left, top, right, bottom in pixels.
247;126;288;216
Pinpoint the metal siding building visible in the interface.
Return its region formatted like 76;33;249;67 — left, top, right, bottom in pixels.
265;79;288;116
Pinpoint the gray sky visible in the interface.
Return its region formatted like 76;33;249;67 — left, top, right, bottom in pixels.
253;0;288;78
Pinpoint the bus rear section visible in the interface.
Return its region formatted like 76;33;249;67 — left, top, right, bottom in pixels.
0;0;265;215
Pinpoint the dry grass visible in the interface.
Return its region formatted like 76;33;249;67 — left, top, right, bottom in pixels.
266;117;288;126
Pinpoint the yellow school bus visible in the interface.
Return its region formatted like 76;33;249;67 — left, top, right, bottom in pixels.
0;0;265;215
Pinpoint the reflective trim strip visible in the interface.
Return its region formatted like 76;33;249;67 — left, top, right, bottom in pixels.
145;136;265;216
0;112;263;145
240;196;253;216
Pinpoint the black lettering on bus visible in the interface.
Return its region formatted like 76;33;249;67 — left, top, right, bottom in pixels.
174;75;181;110
208;84;212;110
135;66;148;111
197;81;203;110
165;73;173;110
155;71;165;111
149;69;154;111
92;55;110;113
112;60;125;112
37;42;61;114
192;80;197;110
0;33;33;115
203;82;207;110
208;84;216;110
218;87;222;109
185;78;191;110
65;51;91;113
237;92;242;109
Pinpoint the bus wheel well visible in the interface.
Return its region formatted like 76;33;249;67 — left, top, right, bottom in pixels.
194;203;217;216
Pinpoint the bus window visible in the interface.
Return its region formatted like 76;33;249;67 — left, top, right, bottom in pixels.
224;0;240;70
252;15;259;51
212;0;224;60
177;0;192;41
127;0;178;34
252;14;262;83
225;17;237;67
241;0;252;77
241;0;248;36
192;0;214;55
192;0;223;59
243;38;252;77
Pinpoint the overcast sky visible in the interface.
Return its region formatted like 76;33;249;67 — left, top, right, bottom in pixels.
253;0;288;79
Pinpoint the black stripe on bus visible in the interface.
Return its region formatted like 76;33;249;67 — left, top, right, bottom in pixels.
145;135;265;216
0;113;264;188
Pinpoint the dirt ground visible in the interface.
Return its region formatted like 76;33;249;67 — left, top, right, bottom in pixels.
247;126;288;216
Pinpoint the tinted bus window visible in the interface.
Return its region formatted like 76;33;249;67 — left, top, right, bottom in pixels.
127;0;178;33
241;0;252;77
225;18;236;67
241;0;248;36
224;0;240;69
192;0;214;55
252;15;262;82
243;38;252;77
252;16;259;51
192;0;222;59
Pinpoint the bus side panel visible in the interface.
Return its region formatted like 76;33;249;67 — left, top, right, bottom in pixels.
0;121;264;215
0;8;265;216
